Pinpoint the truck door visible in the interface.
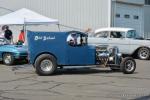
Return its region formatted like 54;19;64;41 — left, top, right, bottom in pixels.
66;31;88;65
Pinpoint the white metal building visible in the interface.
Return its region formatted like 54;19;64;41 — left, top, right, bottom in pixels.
0;0;145;37
144;0;150;38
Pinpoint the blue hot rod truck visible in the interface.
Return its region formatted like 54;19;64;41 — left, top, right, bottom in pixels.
27;31;136;75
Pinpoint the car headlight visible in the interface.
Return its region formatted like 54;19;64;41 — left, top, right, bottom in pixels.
109;56;114;61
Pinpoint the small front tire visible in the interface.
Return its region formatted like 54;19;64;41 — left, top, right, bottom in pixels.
120;57;136;74
34;54;57;76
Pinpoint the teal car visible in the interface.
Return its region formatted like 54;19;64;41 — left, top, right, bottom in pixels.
0;38;28;65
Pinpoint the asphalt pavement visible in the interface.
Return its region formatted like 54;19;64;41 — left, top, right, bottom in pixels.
0;59;150;100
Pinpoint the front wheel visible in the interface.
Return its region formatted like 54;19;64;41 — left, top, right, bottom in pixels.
34;54;57;76
3;53;14;65
120;57;136;74
138;47;150;60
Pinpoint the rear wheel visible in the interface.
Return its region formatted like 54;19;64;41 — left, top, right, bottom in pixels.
3;53;14;65
34;54;57;76
120;57;136;74
138;47;150;60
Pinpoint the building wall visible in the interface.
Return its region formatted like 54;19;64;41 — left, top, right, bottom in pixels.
144;5;150;38
111;0;144;36
0;0;111;42
0;0;148;39
0;0;111;31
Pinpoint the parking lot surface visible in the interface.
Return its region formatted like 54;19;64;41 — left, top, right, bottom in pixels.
0;60;150;100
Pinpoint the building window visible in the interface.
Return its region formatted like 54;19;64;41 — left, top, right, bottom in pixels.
133;15;139;20
124;14;130;19
145;0;150;5
116;14;120;18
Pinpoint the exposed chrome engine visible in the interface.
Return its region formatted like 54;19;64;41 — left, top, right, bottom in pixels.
96;45;122;66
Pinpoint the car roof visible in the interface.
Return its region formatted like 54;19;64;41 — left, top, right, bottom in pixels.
95;27;135;33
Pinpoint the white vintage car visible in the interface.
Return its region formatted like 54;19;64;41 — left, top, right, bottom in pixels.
88;27;150;60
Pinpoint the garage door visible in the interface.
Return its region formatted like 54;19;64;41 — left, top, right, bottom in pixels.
114;3;143;36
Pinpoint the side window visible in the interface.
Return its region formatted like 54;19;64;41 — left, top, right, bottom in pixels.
67;31;87;47
145;0;150;5
133;15;139;20
95;31;108;38
110;31;125;38
127;30;136;38
124;14;130;19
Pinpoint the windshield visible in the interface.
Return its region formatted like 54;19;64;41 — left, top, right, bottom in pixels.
0;38;10;45
126;30;136;38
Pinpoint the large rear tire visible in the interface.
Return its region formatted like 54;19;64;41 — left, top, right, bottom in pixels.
120;57;136;74
34;54;57;76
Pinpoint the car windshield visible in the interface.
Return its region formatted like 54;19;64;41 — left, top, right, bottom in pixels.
0;38;10;45
126;30;136;38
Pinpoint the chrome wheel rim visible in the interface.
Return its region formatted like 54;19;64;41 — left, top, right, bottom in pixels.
139;48;149;59
125;60;135;72
40;59;53;72
4;55;12;64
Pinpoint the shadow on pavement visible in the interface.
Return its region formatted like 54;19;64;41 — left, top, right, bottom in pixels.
0;60;28;65
54;67;120;75
134;94;150;100
14;60;29;65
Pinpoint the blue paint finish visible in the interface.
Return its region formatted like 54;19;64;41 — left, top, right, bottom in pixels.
27;31;96;66
87;46;96;64
66;44;95;65
27;31;68;64
0;42;28;60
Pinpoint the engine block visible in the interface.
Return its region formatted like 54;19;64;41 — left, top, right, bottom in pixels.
96;45;121;65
